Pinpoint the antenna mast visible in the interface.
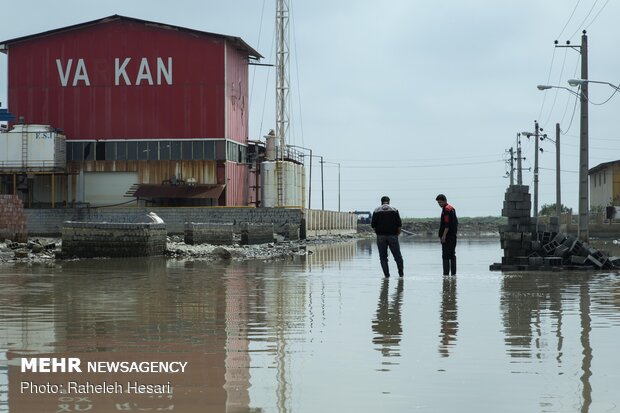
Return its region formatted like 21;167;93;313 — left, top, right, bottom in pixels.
276;0;290;159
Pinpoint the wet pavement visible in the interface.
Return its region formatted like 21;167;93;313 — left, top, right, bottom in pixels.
1;238;619;412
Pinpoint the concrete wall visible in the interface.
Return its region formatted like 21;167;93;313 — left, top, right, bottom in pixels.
304;209;357;237
24;207;357;238
185;223;234;245
62;222;167;258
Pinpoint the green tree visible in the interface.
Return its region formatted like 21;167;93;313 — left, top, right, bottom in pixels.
539;203;570;216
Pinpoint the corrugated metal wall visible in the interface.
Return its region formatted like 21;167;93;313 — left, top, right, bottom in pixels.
8;19;227;140
226;162;249;206
70;160;217;185
225;43;248;145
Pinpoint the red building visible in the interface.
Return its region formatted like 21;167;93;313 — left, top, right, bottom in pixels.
0;15;262;206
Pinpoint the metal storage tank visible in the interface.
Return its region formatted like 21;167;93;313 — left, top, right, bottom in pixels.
0;15;262;207
0;124;66;170
261;161;305;208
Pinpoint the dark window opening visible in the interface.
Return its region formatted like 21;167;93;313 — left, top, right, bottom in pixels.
83;143;94;160
182;141;192;160
127;142;138;160
193;141;204;160
170;141;182;160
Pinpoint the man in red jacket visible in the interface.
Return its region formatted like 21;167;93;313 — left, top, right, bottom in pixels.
436;194;458;276
371;196;404;278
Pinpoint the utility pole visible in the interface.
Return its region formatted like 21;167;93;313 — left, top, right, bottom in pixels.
320;156;324;210
534;120;540;221
554;31;589;240
516;133;524;185
507;147;515;185
578;31;589;241
556;123;561;219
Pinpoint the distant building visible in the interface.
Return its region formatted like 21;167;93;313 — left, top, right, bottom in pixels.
0;15;262;207
589;160;620;209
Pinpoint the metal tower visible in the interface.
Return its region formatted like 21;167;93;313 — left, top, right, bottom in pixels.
275;0;290;158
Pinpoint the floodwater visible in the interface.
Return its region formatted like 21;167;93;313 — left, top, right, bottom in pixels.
1;239;620;413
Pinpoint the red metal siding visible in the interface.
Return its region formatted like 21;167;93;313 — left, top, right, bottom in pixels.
226;162;249;206
7;20;227;140
225;43;248;145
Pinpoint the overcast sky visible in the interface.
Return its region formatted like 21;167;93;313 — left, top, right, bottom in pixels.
2;0;619;217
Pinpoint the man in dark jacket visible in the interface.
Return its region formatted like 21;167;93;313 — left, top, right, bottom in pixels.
371;196;404;278
436;194;458;276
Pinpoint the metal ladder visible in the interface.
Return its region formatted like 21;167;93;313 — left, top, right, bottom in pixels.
276;160;284;207
21;125;28;170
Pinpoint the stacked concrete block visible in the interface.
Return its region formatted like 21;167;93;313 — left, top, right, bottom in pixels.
500;185;534;262
62;222;167;258
240;222;274;245
184;222;234;245
0;195;28;242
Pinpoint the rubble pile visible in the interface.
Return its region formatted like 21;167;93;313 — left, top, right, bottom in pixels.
491;185;620;271
0;239;58;262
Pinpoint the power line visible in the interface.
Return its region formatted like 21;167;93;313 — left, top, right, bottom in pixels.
569;0;600;39
584;0;612;30
343;160;503;169
557;0;583;40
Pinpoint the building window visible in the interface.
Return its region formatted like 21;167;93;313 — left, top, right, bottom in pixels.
105;142;115;160
117;142;127;160
215;141;226;161
148;142;159;160
83;142;94;160
182;141;193;160
96;142;106;161
66;143;73;161
205;141;215;159
193;141;204;160
170;141;182;160
160;141;171;160
127;142;138;160
72;142;83;161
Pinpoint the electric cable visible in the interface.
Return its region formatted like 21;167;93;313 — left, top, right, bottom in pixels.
569;0;600;40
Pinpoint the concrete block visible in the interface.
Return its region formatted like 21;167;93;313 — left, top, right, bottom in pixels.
544;257;563;266
571;255;588;265
240;222;274;245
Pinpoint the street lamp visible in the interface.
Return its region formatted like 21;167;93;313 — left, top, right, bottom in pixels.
321;160;341;212
537;81;589;241
568;78;620;91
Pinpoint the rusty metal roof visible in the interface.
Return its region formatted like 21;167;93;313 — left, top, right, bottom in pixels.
133;184;225;199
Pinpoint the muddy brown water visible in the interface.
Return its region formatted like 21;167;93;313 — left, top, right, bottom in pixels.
1;239;619;412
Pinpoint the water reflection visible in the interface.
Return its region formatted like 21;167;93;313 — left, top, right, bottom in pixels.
438;276;458;357
1;240;620;413
372;278;404;361
498;271;620;413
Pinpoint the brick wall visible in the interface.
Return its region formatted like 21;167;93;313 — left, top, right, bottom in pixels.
0;195;28;242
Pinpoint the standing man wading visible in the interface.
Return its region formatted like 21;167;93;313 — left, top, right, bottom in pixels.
371;196;404;278
436;194;458;276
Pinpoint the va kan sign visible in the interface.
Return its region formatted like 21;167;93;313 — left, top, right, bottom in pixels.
55;57;173;87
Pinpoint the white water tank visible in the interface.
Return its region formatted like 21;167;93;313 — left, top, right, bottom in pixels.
261;160;306;207
0;124;66;170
